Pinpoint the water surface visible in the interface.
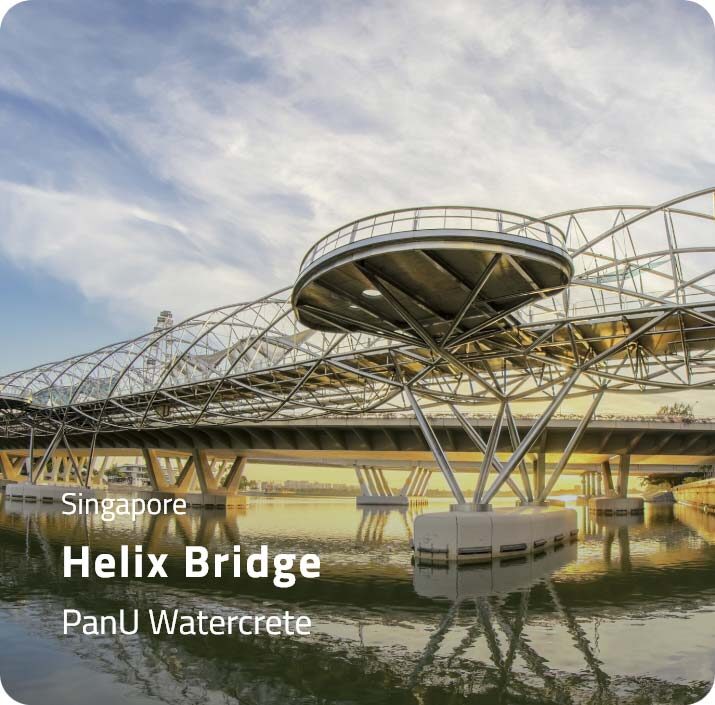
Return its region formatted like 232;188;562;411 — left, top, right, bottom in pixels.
0;495;714;704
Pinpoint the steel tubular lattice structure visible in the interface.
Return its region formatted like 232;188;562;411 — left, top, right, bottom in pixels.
1;188;715;502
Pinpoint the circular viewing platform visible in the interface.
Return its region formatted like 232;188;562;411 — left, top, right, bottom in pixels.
293;207;572;339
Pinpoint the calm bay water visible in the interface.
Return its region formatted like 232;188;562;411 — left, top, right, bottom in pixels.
0;494;714;705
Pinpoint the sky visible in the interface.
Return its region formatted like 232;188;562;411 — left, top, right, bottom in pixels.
0;0;714;379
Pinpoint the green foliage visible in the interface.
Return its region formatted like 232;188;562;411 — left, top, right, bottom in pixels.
641;467;708;489
640;476;675;490
656;402;694;418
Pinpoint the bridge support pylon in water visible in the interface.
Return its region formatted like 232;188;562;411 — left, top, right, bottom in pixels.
355;464;429;506
292;205;694;560
293;207;589;560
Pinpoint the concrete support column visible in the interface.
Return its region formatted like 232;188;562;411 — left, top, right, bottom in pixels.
2;453;16;481
376;468;393;496
412;468;424;496
365;465;382;497
364;466;379;496
192;449;219;494
415;467;427;495
417;470;432;497
63;447;84;486
581;474;587;497
409;467;424;495
533;453;546;498
84;455;97;487
16;456;28;481
0;452;22;481
224;456;247;494
596;473;602;496
56;453;72;483
379;468;391;496
167;457;179;484
399;468;416;496
52;455;64;484
414;470;424;497
174;456;195;492
618;454;631;498
94;456;110;487
215;460;227;485
601;459;615;494
356;465;372;496
143;449;171;492
369;467;384;496
76;456;87;486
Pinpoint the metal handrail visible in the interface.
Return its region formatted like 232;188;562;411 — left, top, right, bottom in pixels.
523;286;715;323
299;206;567;272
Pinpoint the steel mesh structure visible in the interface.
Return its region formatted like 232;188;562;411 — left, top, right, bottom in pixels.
0;190;713;502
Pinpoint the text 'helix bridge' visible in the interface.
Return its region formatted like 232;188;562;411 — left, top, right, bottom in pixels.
1;188;715;558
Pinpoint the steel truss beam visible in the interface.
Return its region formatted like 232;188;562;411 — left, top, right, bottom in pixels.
0;188;713;517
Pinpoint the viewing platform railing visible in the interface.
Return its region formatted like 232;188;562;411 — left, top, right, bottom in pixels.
299;206;567;272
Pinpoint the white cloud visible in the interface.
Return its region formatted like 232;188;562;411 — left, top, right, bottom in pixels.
0;0;713;328
0;181;269;316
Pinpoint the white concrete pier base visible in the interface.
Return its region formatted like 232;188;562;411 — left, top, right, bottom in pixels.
588;496;644;516
413;543;577;600
413;506;578;564
3;484;246;509
5;482;97;504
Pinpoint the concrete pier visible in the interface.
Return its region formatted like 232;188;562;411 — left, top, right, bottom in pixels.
355;464;429;507
588;495;644;516
581;454;644;515
413;542;577;599
413;505;578;564
5;482;97;503
3;482;247;509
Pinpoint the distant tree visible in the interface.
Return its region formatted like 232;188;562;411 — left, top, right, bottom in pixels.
639;476;672;490
656;402;695;419
641;467;709;489
104;463;124;483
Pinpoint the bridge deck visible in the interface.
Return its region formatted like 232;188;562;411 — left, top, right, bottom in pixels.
1;418;712;470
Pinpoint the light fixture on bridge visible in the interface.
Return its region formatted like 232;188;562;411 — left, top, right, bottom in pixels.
362;289;382;298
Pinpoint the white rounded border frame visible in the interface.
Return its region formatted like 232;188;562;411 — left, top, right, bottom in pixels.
0;0;713;703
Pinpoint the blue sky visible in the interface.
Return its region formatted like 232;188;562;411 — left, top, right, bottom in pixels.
0;0;714;373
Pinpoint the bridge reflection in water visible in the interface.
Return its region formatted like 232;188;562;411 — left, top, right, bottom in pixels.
1;497;714;705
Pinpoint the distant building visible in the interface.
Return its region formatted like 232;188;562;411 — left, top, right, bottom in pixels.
260;479;358;494
107;464;151;488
